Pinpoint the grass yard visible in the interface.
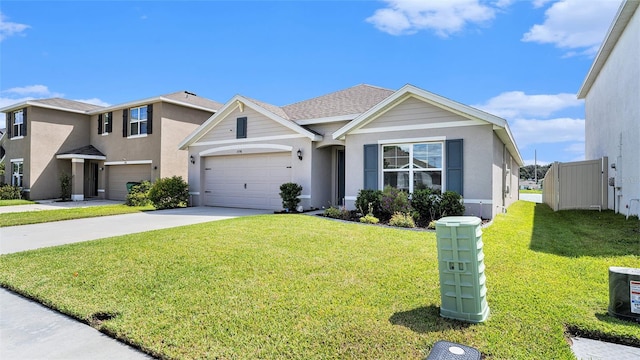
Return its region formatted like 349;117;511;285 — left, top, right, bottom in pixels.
519;189;542;194
0;204;154;227
0;201;638;359
0;199;35;206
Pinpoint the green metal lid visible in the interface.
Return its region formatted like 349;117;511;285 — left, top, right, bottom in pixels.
435;216;481;227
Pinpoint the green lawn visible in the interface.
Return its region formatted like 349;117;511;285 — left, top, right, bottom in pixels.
0;199;35;206
0;204;155;227
0;201;638;359
519;189;542;194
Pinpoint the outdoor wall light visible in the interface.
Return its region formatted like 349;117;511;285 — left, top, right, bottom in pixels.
297;149;303;161
190;155;195;164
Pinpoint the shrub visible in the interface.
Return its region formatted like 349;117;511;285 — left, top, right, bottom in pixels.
389;212;415;228
359;213;380;224
279;182;303;212
60;173;72;201
355;189;382;217
379;186;411;220
148;176;189;210
0;185;21;200
428;220;437;229
438;191;465;218
125;180;152;207
411;188;438;224
324;206;350;220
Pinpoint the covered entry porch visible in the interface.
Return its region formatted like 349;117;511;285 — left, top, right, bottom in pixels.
56;145;106;201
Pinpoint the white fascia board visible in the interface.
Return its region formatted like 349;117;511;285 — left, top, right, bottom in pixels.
85;96;217;115
56;154;107;160
494;125;524;167
179;95;321;150
332;84;507;140
577;1;639;99
295;113;360;125
0;101;89;114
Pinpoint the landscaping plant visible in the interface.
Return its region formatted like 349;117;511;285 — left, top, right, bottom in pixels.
0;184;22;200
379;186;411;220
125;181;152;207
389;211;416;228
279;182;302;212
324;206;350;220
355;189;382;218
148;176;189;210
59;173;72;201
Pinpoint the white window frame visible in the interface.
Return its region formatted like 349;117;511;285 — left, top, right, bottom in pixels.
13;110;24;138
102;112;111;135
11;159;24;187
129;106;147;137
382;142;443;193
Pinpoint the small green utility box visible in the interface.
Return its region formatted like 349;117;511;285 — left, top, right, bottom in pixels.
435;216;489;323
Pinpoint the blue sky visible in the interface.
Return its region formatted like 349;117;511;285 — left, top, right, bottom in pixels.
0;0;623;165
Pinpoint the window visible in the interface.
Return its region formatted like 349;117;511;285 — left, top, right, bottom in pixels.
13;110;24;138
383;143;442;192
237;117;247;139
129;106;148;136
98;112;113;135
11;160;23;187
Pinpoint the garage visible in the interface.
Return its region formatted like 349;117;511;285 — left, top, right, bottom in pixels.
203;152;291;210
107;164;152;201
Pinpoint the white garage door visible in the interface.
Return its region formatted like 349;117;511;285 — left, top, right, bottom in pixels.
203;152;291;210
107;164;152;201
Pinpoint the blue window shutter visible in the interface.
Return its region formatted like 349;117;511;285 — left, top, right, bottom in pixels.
237;117;247;139
122;109;128;137
446;139;464;195
363;144;379;190
146;104;153;134
98;114;103;135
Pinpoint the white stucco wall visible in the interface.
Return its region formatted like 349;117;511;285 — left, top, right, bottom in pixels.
584;6;640;215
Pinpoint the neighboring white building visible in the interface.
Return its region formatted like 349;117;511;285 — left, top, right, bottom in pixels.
578;0;640;216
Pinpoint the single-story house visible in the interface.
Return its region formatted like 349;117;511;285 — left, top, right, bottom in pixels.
180;84;523;219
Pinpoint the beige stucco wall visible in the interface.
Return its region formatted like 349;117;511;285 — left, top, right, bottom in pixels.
27;107;90;200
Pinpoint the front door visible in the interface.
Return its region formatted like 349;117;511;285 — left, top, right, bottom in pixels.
84;162;99;198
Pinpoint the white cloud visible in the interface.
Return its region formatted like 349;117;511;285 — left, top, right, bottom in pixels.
522;0;622;56
510;117;584;149
532;0;554;8
523;159;550;166
474;91;583;119
0;12;30;41
4;85;55;96
366;0;498;37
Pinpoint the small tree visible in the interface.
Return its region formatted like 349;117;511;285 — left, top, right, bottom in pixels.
148;176;189;210
125;180;152;207
279;182;302;212
60;173;72;201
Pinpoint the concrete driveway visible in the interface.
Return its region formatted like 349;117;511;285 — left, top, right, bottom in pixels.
0;205;269;359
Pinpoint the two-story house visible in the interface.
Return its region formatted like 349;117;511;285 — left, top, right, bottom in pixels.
1;91;221;201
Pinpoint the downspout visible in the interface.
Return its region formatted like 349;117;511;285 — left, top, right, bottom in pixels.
502;144;506;209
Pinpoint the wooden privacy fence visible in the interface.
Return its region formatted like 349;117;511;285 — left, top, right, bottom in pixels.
542;157;608;211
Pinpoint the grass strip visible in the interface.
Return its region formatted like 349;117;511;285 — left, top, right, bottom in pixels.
0;202;638;359
0;199;36;206
0;204;154;227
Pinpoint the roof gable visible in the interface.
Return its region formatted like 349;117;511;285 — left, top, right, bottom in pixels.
179;95;322;149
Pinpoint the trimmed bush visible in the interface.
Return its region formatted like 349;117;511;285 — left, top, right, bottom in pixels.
324;206;350;220
279;182;303;212
379;186;411;220
438;191;465;218
411;188;438;224
60;173;72;201
0;185;22;200
355;189;382;217
148;176;189;210
126;180;152;207
389;212;415;228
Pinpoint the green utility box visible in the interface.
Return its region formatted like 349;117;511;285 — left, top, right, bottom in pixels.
435;216;489;323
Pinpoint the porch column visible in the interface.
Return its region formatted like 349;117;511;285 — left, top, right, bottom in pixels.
71;158;85;201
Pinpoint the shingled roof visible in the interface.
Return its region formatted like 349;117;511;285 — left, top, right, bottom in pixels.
162;91;223;111
282;84;394;121
30;98;105;112
57;145;105;157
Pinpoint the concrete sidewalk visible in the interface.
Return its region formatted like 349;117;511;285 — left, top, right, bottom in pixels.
0;205;269;359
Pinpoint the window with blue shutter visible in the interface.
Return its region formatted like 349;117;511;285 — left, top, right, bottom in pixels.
363;144;379;190
446;139;464;195
98;114;103;135
146;104;153;134
122;109;128;137
237;117;247;139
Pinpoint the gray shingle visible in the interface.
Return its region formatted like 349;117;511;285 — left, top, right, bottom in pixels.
32;98;104;112
163;91;223;111
57;145;105;157
282;84;394;120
